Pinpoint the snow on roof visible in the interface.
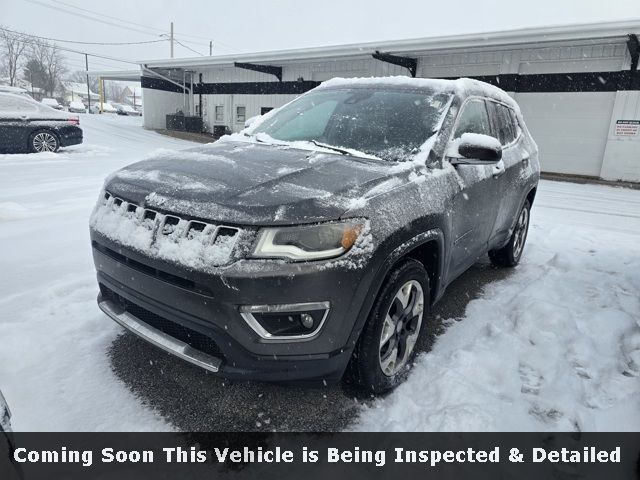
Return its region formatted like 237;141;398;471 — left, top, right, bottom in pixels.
319;76;518;108
141;20;640;69
63;82;98;96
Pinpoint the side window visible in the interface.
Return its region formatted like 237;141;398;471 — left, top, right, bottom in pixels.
235;106;246;124
488;101;517;145
214;105;224;123
453;99;492;139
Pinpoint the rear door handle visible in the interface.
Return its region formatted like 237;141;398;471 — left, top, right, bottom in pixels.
492;163;505;178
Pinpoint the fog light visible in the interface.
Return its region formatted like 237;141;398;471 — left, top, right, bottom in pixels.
239;302;330;341
300;313;314;329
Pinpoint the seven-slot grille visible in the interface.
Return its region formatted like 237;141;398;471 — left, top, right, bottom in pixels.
102;191;241;259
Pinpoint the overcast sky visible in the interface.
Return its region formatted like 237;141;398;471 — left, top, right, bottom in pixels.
1;0;639;74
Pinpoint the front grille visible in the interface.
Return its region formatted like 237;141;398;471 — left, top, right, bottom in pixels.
94;191;242;267
92;241;208;293
101;285;223;359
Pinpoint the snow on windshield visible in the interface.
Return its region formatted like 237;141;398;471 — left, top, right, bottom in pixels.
248;86;452;162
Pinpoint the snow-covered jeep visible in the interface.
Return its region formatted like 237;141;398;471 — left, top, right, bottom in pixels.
90;77;539;393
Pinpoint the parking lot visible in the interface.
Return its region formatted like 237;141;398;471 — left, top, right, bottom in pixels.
0;114;638;431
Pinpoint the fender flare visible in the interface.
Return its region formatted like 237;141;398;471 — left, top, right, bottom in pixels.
344;228;445;350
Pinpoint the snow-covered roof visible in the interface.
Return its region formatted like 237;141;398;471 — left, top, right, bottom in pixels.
319;76;518;108
63;82;98;96
140;20;640;69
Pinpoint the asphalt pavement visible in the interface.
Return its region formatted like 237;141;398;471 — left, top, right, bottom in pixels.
109;258;512;431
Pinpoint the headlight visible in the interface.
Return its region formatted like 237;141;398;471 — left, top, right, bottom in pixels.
252;221;363;261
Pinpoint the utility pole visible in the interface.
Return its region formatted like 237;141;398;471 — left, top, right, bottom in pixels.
170;22;174;58
85;54;91;113
209;41;212;56
99;77;104;113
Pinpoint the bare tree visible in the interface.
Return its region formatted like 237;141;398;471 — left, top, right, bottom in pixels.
104;81;126;103
27;40;67;97
0;27;29;86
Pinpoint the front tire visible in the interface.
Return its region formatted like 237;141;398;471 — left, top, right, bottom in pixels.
351;259;430;394
489;199;531;267
30;130;60;153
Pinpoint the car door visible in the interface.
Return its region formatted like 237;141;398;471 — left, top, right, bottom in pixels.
446;98;503;277
486;100;528;248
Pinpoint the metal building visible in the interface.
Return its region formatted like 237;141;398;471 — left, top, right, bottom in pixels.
139;21;640;182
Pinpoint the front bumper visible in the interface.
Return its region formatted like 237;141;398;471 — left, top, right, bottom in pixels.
91;231;375;382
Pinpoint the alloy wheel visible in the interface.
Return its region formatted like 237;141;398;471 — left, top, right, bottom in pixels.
33;132;58;152
378;280;424;377
512;206;529;259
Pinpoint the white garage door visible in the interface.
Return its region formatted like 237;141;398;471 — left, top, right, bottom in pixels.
515;92;615;177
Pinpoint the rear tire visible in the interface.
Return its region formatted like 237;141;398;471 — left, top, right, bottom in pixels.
489;199;531;267
30;129;60;153
350;259;430;394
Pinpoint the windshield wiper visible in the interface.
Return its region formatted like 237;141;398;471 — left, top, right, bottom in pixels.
310;140;351;156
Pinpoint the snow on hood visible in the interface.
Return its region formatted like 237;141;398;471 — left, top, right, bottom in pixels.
103;140;407;225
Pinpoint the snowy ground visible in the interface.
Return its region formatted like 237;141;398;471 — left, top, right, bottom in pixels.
356;182;640;431
0;115;638;431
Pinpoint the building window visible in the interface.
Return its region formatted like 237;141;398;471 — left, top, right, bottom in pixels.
236;106;246;124
260;107;273;115
215;105;224;123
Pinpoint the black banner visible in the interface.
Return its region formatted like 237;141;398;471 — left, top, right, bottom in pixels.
1;433;639;479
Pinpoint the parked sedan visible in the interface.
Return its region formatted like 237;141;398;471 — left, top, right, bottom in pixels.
116;104;142;116
68;101;87;113
41;97;63;110
0;92;83;153
90;102;117;114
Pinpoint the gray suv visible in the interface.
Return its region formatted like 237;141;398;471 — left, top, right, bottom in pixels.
90;77;539;393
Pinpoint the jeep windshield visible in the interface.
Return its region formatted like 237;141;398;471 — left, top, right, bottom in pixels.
249;87;452;162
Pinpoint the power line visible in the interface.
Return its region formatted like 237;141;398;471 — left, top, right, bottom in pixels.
23;0;240;52
0;26;166;46
174;39;204;57
23;0;165;39
0;28;140;65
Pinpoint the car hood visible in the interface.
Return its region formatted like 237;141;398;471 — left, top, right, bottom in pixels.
104;140;403;225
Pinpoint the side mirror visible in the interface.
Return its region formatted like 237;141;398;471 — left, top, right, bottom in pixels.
449;133;502;165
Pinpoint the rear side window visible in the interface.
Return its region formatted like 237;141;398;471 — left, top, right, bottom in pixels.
487;101;518;145
453;99;492;139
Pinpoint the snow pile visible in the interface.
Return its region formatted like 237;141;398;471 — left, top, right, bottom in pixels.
90;194;239;270
355;181;640;432
0;114;189;430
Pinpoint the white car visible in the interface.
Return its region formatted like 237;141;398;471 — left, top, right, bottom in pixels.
116;104;142;116
41;97;63;110
90;102;117;114
68;101;86;113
